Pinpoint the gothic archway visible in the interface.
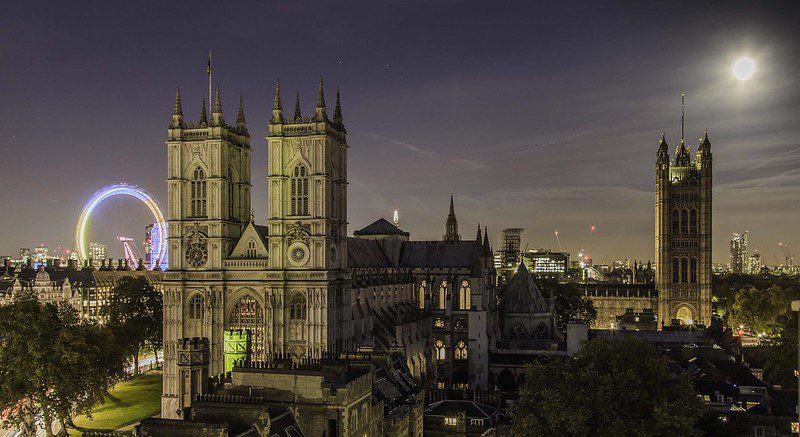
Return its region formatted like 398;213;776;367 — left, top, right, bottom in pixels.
227;294;265;362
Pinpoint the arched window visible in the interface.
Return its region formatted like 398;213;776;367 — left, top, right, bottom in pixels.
689;209;697;234
681;257;688;283
458;280;471;310
228;168;235;219
690;258;697;283
435;339;446;360
246;239;257;258
228;295;264;361
418;280;426;309
188;293;204;320
434;318;445;329
191;167;207;217
455;341;468;360
680;209;688;234
676;307;693;325
290;293;307;320
534;322;549;339
438;280;448;310
290;165;309;216
671;209;680;234
672;258;680;283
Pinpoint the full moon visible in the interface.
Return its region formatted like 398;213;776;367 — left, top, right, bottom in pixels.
733;57;756;81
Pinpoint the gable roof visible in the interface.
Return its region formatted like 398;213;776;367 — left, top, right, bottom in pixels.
228;222;270;259
353;218;410;237
346;237;392;268
501;263;549;313
398;240;481;269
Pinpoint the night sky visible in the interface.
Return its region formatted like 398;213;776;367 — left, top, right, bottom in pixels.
1;1;798;264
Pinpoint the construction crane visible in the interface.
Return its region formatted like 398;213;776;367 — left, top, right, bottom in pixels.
779;242;794;267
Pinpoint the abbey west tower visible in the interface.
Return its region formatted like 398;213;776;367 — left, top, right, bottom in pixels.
160;79;351;418
655;95;712;327
266;80;351;356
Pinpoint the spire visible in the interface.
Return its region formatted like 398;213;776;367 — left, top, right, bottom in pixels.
333;88;344;127
315;76;327;122
483;226;490;254
294;91;302;121
680;92;685;145
443;195;460;242
317;76;326;108
212;84;224;126
170;87;183;128
236;95;248;134
702;129;711;148
657;131;669;162
200;96;208;124
271;80;283;124
476;222;482;242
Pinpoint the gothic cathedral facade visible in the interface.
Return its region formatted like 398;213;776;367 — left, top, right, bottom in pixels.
654;99;713;328
161;80;352;418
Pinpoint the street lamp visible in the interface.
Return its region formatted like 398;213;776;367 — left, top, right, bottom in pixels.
791;300;800;430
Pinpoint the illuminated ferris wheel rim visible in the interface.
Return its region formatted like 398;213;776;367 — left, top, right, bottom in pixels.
75;183;167;270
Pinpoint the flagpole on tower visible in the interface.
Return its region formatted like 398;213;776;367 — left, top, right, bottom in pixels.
207;50;212;114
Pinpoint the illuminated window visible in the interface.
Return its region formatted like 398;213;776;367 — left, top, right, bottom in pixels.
435;339;446;360
188;293;204;320
290;165;309;215
191;167;207;217
290;293;307;320
671;209;679;234
458;280;471;310
418;280;426;309
470;419;484;426
228;168;235;219
455;341;468;360
672;258;680;283
246;239;257;258
680;209;688;234
445;418;457;426
434;318;445;328
681;257;688;283
438;280;447;310
228;295;264;361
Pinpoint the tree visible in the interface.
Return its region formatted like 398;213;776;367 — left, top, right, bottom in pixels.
102;277;162;375
0;293;125;436
512;337;703;436
729;285;794;337
537;277;597;333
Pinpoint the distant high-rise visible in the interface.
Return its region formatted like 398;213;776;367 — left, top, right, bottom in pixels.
748;252;762;274
523;249;569;275
33;245;49;264
18;248;31;263
730;232;748;274
88;242;107;266
654;94;712;327
499;228;524;269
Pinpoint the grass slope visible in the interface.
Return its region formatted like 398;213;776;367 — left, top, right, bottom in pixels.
69;372;162;436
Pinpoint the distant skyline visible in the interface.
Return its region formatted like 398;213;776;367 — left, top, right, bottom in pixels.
1;1;798;263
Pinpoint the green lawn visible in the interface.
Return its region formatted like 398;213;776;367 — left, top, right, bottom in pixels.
69;372;162;436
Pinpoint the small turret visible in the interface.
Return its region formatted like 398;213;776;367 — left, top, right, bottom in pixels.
657;131;669;162
270;80;283;124
200;96;208;125
333;88;344;130
293;91;302;122
483;226;490;255
476;223;482;242
236;95;248;134
314;76;327;122
170;87;184;129
211;84;224;126
443;195;460;242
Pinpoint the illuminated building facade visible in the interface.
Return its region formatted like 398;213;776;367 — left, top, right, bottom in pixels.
730;231;748;274
522;249;569;275
88;242;107;266
654;97;713;327
748;252;762;274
